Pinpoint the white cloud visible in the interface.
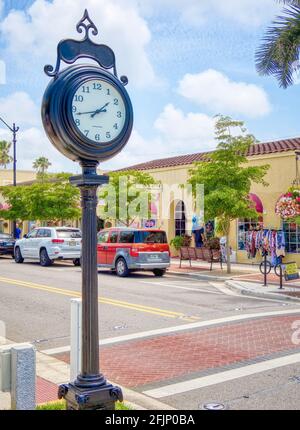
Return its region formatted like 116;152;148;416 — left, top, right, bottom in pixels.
0;126;79;173
102;104;216;170
130;0;280;27
0;91;79;172
154;104;215;147
0;92;40;128
0;0;155;88
178;69;272;118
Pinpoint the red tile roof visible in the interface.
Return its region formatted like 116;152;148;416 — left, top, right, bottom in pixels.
119;137;300;171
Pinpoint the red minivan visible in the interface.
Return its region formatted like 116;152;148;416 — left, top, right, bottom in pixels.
97;228;170;277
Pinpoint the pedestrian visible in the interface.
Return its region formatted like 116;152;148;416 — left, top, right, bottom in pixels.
195;223;205;248
14;222;22;239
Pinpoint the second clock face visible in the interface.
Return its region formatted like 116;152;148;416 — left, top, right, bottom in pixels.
71;78;126;144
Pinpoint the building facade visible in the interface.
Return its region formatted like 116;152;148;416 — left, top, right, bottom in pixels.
120;137;300;266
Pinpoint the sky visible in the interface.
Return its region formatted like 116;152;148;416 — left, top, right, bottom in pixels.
0;0;299;174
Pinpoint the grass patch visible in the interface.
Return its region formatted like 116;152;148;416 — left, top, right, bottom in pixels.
36;400;132;410
36;400;66;410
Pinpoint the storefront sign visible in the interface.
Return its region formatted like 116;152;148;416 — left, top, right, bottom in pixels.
283;262;299;281
143;219;156;228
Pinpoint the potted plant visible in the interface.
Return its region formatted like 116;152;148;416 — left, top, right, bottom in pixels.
170;235;184;251
204;237;220;250
170;234;192;257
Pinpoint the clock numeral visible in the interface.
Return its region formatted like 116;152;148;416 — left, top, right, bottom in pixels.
117;111;122;118
75;95;83;102
72;106;77;113
95;134;101;141
84;130;89;137
106;132;111;139
82;86;90;93
93;83;102;90
106;88;110;95
114;98;119;105
113;123;118;130
75;119;80;126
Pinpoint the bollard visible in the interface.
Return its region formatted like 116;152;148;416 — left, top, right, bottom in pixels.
263;253;267;287
11;344;36;410
279;264;284;290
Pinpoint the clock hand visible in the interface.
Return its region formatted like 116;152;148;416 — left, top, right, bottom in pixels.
76;109;106;116
90;102;110;118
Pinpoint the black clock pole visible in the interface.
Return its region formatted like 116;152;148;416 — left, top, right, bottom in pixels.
58;161;122;409
42;10;133;411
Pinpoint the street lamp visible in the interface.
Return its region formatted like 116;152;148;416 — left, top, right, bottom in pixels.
0;116;19;237
41;10;133;410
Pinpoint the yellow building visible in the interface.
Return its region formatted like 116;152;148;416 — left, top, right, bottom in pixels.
121;137;300;266
0;169;37;234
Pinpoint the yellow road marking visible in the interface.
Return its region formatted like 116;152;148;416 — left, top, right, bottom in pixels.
0;276;199;321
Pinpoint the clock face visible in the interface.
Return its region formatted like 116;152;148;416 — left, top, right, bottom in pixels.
71;79;126;143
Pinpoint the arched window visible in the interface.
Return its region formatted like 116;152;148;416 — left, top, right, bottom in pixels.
175;201;186;236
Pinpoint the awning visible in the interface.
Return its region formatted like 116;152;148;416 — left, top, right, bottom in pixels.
249;193;263;214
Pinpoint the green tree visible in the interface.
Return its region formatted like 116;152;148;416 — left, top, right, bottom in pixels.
187;115;270;274
0;140;13;169
33;157;52;179
256;0;300;88
0;175;80;223
99;170;157;226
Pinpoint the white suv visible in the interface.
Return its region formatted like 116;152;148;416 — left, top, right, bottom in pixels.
14;227;82;267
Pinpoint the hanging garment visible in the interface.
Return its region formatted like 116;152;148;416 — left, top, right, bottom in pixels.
276;230;286;257
270;230;277;266
251;231;257;258
255;229;264;251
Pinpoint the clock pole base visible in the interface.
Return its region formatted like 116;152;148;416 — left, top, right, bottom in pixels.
58;381;123;410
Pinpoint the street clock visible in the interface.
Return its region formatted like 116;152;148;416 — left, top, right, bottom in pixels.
41;11;133;163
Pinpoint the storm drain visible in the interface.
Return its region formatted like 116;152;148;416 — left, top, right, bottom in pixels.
201;402;226;410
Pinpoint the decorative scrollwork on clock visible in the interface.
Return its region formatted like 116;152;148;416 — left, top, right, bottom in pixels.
44;9;127;86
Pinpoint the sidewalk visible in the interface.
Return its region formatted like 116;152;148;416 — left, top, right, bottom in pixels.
168;258;300;287
0;346;175;410
226;279;300;303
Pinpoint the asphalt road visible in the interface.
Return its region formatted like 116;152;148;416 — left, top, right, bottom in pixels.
0;255;292;350
1;255;300;410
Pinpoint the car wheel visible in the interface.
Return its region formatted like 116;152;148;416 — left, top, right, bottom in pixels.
73;258;81;266
40;248;53;267
116;258;129;277
14;247;24;264
153;269;166;277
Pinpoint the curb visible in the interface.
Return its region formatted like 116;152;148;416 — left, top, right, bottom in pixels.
117;385;176;410
225;280;300;304
168;270;231;282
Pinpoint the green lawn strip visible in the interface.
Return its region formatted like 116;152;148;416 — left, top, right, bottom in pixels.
36;400;132;410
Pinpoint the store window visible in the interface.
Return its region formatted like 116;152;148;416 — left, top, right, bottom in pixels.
283;222;300;253
238;218;263;250
175;201;186;237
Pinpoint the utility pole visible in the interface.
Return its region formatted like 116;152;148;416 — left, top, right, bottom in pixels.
0;116;19;237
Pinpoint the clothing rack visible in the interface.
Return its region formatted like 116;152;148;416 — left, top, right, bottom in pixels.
246;227;286;265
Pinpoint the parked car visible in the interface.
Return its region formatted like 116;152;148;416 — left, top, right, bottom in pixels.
97;228;170;277
0;233;15;257
14;227;82;267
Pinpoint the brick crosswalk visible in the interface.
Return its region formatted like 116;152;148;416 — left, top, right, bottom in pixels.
55;314;300;389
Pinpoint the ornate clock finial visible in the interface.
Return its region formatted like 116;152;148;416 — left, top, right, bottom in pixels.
76;9;98;40
44;10;128;86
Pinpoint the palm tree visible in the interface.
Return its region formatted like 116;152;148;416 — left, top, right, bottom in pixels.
0;140;13;169
256;0;300;88
32;157;52;175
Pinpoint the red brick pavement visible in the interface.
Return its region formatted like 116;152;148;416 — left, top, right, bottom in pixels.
56;314;300;388
36;377;58;404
